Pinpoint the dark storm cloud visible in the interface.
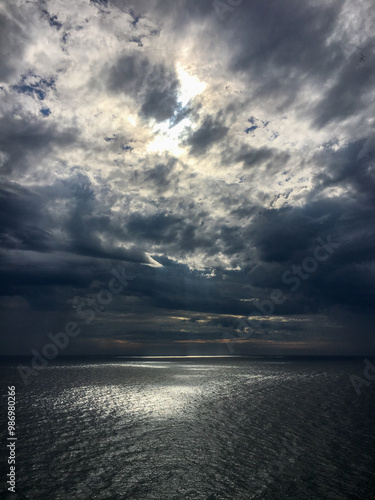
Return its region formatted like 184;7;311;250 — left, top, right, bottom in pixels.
246;205;330;264
0;252;95;297
109;0;215;29
0;114;77;174
185;115;229;155
312;138;375;201
236;147;273;167
245;136;375;271
107;54;149;93
125;209;214;254
0;175;153;278
177;223;214;254
107;54;180;121
117;261;245;316
0;181;54;252
237;0;343;75
246;197;365;267
0;9;27;83
51;174;153;265
222;0;375;134
217;224;246;256
235;146;290;170
241;193;375;317
119;190;249;259
127;212;182;244
312;42;375;127
143;158;177;192
141;79;179;122
207;316;239;329
228;0;344;102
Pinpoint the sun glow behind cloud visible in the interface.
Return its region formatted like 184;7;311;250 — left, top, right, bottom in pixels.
176;62;207;107
147;117;190;157
147;63;206;156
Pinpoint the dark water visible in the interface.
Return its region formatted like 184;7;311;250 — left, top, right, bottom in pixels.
1;357;375;499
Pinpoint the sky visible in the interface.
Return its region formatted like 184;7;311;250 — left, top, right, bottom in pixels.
0;0;374;357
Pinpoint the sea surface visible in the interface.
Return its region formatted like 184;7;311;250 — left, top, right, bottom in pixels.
1;357;375;499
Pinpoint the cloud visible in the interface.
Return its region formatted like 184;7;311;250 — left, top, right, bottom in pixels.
235;146;290;170
107;54;180;121
186;115;229;155
0;114;77;174
0;0;374;355
0;7;28;82
143;158;177;192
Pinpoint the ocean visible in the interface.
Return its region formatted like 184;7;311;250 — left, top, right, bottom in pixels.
1;357;375;499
